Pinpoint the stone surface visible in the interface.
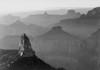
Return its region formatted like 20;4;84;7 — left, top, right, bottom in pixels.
18;33;35;57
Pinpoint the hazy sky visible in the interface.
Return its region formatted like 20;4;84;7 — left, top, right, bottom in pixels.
0;0;99;15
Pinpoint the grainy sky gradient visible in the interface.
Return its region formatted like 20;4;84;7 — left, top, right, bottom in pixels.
0;0;99;15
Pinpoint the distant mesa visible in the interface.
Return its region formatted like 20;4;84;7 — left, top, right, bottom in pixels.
67;10;76;15
53;7;100;39
21;9;81;27
66;10;81;17
14;20;23;24
51;26;62;31
44;12;48;15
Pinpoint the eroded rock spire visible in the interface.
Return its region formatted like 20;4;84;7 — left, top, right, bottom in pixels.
18;33;35;57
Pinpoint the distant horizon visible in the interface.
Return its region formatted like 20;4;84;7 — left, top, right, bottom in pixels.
0;0;100;15
0;7;94;26
0;7;93;18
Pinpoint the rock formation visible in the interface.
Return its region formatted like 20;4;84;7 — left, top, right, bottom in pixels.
66;10;81;18
32;26;81;53
6;33;57;70
54;7;100;38
81;7;100;18
18;33;35;57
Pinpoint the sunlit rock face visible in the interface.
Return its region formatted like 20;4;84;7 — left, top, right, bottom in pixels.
18;34;35;57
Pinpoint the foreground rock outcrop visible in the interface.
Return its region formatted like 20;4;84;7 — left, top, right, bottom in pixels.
5;34;59;70
7;56;56;70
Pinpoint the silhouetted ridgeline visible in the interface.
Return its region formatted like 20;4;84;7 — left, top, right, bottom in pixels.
0;10;81;26
0;9;81;38
81;7;100;18
0;20;49;39
52;7;100;38
1;7;100;39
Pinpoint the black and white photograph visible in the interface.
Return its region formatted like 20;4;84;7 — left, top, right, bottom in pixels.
0;0;100;70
